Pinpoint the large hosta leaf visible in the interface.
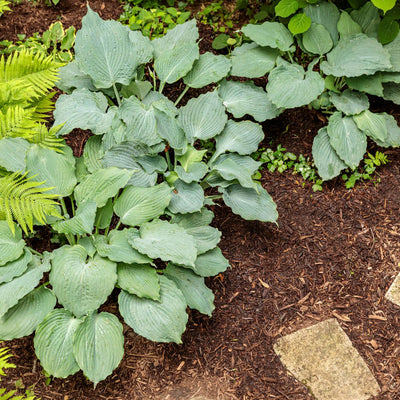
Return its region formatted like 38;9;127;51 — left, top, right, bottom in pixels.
329;89;369;115
56;61;96;94
50;245;117;317
83;135;104;173
168;180;204;214
117;263;160;300
114;183;172;226
320;34;392;77
34;309;82;378
170;207;214;229
119;275;188;343
0;248;31;284
374;113;400;147
312;127;347;181
74;167;133;208
327;112;367;169
185;225;221;255
385;33;400;72
73;312;124;386
241;22;294;52
383;82;400;104
219;80;280;122
175;162;208;183
183;52;231;88
193;247;230;277
26;145;77;197
164;263;215;316
230;43;278;78
0;221;25;266
129;219;197;267
267;59;324;108
346;74;384;97
337;11;362;39
75;7;137;88
154;108;187;151
0;138;30;172
302;23;333;55
353;110;388;142
221;184;278;223
351;2;380;39
0;286;56;340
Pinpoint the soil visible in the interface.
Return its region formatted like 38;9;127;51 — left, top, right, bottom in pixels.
2;1;400;400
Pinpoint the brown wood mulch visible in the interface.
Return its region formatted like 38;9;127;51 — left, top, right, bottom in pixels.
2;1;400;399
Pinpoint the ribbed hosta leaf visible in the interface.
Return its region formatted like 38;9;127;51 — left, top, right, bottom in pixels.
164;263;214;316
385;33;400;72
183;52;231;88
193;247;230;277
119;275;188;343
374;113;400;147
95;230;151;264
114;183;172;226
0;248;31;284
337;11;362;39
230;43;278;78
154;108;187;151
178;91;227;142
383;82;400;104
0;221;25;266
175;162;208;183
0;138;30;172
26;145;77;197
170;207;214;228
168;180;204;214
302;23;333;55
351;2;380;38
128;31;153;67
353;110;388;142
221;184;278;223
95;198;113;230
83;136;104;173
0;255;50;317
34;309;82;378
185;225;221;255
241;22;294;51
53;89;114;136
320;34;392;77
74;167;133;207
129;219;197;267
329;89;369;115
117;263;160;300
0;286;56;340
56;61;96;93
346;74;384;96
219;80;280;122
73;312;124;386
267;59;324;108
327;112;367;169
75;6;137;88
312;127;347;181
50;245;117;317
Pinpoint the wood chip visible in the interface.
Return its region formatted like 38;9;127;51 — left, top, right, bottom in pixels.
368;315;387;321
332;311;351;322
258;277;270;289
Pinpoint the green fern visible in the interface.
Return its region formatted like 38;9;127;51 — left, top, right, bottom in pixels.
0;106;37;140
0;1;11;17
0;172;61;234
29;124;64;152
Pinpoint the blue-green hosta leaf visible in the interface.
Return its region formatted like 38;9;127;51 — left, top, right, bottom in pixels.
95;230;151;264
176;146;207;169
382;72;400;83
327;112;367;169
142;91;178;115
119;275;188;343
56;61;96;94
193;247;230;277
0;286;56;340
114;183;172;226
34;309;82;378
346;74;384;96
164;263;214;316
75;156;88;182
53;89;114;136
304;2;340;43
213;120;264;160
75;7;137;88
183;52;231;88
0;248;31;284
267;60;325;108
26;145;77;197
170;207;214;229
79;236;96;258
178;91;227;142
302;23;333;55
154;108;187;151
128;31;153;67
312;127;347;181
175;162;208;183
230;43;278;78
337;11;362;39
383;82;400;104
168;180;204;214
73;312;124;386
374;113;400;147
221;184;278;223
121;80;153;100
117;263;160;300
351;2;380;39
95;198;113;230
135;155;167;174
185;225;221;255
329;89;370;115
74;167;133;208
50;245;117;317
0;138;31;172
385;34;400;72
129;219;197;267
353;110;388;142
0;255;50;317
321;34;392;77
219;80;280;122
52;201;97;235
83;136;104;173
241;22;294;52
0;221;25;266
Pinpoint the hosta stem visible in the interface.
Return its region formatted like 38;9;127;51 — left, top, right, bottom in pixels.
159;81;166;94
113;83;122;107
60;197;76;245
165;149;173;170
27;247;42;257
174;86;189;106
206;194;223;200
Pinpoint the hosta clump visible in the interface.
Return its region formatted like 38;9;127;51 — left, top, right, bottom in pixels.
0;7;278;385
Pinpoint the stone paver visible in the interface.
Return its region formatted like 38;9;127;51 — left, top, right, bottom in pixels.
385;272;400;306
273;318;380;400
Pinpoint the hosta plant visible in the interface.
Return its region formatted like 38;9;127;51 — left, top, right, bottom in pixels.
0;8;278;385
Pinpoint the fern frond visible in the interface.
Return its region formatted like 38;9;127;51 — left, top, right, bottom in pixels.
0;347;15;378
30;92;56;122
0;1;11;16
0;50;63;97
29;124;64;152
0;172;61;234
0;106;36;140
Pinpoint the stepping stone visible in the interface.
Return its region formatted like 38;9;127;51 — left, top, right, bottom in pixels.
273;318;380;400
385;272;400;306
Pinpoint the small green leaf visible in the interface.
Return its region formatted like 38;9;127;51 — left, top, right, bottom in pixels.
371;0;396;13
288;13;312;35
378;17;400;44
275;0;299;18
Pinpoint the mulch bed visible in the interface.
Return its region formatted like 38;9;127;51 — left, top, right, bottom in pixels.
2;1;400;399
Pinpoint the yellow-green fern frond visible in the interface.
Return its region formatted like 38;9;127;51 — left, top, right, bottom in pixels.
0;172;61;234
30;92;56;122
0;1;11;17
0;346;14;378
0;106;36;140
29;124;64;152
